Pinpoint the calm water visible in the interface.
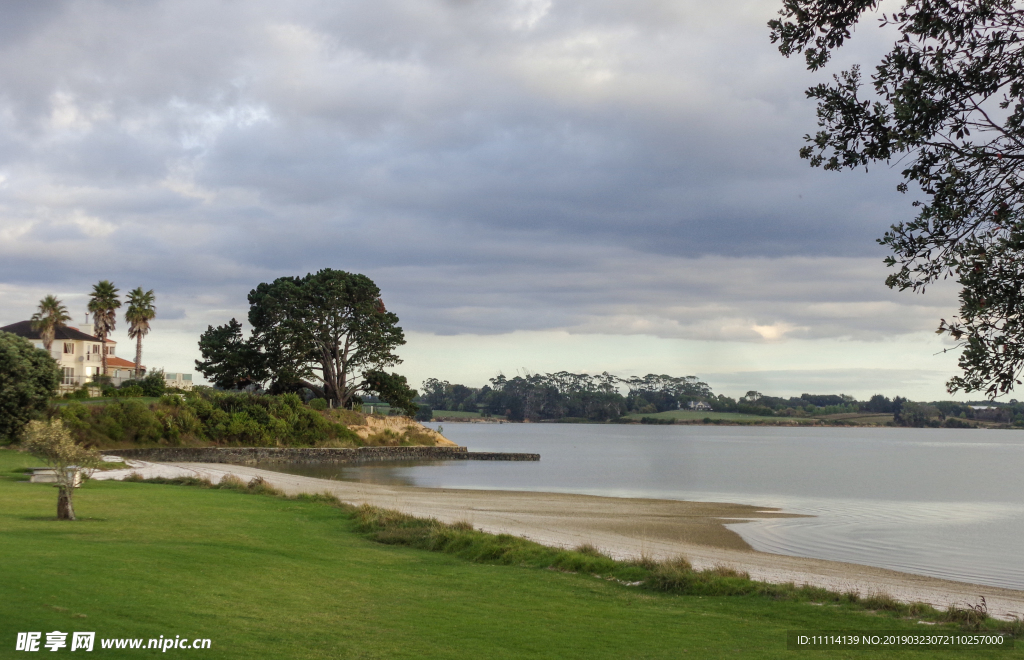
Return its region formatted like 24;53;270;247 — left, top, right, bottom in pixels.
261;424;1024;590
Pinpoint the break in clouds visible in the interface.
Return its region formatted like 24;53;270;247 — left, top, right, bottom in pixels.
0;0;957;358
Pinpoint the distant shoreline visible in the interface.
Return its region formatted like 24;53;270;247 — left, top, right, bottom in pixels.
429;416;1017;429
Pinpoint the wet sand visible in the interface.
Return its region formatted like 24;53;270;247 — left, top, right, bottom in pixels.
93;460;1024;620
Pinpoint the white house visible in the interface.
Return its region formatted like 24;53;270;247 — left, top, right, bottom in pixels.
2;320;146;392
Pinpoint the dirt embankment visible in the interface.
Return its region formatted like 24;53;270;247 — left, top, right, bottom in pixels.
347;415;458;447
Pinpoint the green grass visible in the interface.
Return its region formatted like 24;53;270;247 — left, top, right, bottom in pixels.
430;410;484;419
816;413;895;425
623;410;809;423
1;449;1017;659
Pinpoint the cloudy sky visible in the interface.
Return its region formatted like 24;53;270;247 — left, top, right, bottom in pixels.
0;0;971;400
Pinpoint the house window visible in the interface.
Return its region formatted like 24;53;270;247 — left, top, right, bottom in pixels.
105;346;114;355
183;374;192;381
63;343;74;354
62;368;75;386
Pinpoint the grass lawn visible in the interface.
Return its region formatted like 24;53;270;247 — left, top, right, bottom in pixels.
816;413;895;425
431;410;484;419
622;410;809;423
0;449;1015;659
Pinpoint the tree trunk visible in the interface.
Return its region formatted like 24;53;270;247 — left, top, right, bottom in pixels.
100;333;108;378
57;486;76;521
135;334;143;379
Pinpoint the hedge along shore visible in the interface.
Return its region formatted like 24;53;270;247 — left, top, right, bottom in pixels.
103;446;540;464
92;460;1024;620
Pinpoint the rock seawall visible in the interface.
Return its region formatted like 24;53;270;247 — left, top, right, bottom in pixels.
103;446;539;464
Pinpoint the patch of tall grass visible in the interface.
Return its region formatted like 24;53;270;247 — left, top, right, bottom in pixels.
124;472;285;497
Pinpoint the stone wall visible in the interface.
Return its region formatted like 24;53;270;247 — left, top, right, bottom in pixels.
103;446;539;464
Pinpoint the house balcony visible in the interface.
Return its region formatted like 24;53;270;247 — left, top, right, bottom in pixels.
59;374;138;392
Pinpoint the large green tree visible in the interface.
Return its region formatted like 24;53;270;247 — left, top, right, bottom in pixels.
125;287;156;378
770;0;1024;396
30;295;71;351
87;280;120;378
0;332;61;444
195;318;269;390
197;269;416;410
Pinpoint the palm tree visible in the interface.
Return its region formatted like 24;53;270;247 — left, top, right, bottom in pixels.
87;280;121;378
125;287;156;378
30;295;72;352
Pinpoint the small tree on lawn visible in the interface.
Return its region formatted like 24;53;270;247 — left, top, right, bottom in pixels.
22;420;102;521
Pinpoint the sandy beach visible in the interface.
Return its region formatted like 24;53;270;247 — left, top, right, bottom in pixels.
93;459;1024;620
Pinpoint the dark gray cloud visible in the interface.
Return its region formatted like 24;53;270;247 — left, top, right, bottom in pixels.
0;0;951;348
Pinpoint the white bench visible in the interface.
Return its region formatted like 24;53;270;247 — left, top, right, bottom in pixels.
28;468;83;487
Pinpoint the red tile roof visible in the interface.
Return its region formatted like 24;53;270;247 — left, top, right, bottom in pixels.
106;355;141;369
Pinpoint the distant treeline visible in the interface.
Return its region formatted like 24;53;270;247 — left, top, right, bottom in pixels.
716;392;1024;427
419;372;712;422
417;375;1024;427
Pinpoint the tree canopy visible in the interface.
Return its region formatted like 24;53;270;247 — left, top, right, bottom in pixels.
196;318;268;391
770;0;1024;395
422;371;714;422
88;280;120;377
196;269;417;412
0;331;61;444
125;287;156;378
31;295;71;351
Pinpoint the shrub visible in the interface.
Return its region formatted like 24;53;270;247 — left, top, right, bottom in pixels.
118;384;145;398
217;412;272;446
57;390;425;449
139;371;167;397
308;398;328;411
94;400;164;445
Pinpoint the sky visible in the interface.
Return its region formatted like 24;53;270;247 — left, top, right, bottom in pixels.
0;0;974;401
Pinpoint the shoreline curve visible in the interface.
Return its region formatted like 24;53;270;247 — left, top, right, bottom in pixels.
92;460;1024;620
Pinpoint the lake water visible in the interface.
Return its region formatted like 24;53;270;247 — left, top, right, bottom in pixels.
262;424;1024;590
